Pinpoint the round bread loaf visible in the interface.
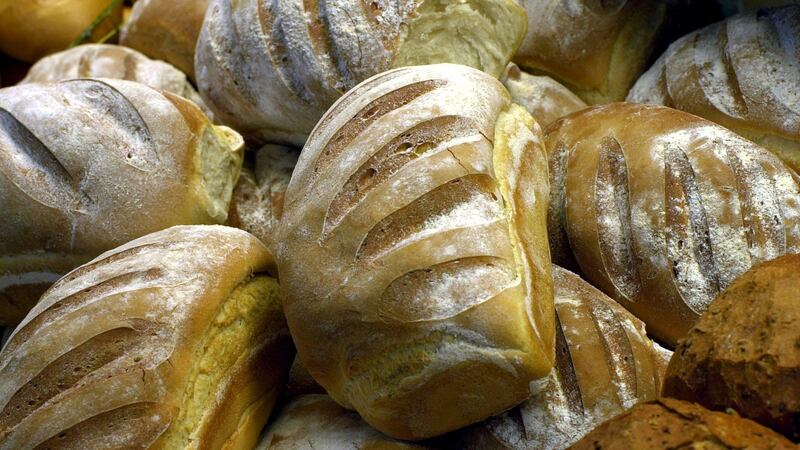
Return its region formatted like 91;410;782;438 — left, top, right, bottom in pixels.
0;225;293;449
457;266;670;450
195;0;527;145
546;102;800;346
663;253;800;441
0;79;243;325
568;398;796;449
277;64;555;440
628;6;800;174
500;63;587;129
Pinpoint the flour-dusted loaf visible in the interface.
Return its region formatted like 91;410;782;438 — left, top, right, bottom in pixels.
664;253;800;441
0;79;243;325
0;226;293;449
21;44;211;118
627;6;800;174
277;64;555;440
195;0;527;145
546;103;800;346
257;395;426;449
120;0;210;80
501;63;587;128
568;398;796;449
458;266;670;450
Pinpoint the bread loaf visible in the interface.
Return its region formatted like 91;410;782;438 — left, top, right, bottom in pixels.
0;225;293;449
627;6;800;174
227;145;298;254
120;0;210;80
0;0;123;63
663;253;800;441
568;398;796;449
501;63;587;128
195;0;527;145
545;102;800;346
257;395;426;449
20;44;211;119
457;266;670;450
277;64;554;439
0;79;243;325
285;358;326;398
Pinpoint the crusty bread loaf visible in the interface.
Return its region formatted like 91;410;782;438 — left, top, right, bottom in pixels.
277;64;554;440
568;398;796;449
501;63;587;128
0;225;293;449
458;266;670;450
257;395;426;449
120;0;210;80
195;0;527;145
0;79;243;325
627;6;800;174
227;145;298;255
20;44;211;119
545;102;800;346
663;253;800;441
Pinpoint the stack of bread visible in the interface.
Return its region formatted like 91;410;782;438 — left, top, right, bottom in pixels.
0;1;799;449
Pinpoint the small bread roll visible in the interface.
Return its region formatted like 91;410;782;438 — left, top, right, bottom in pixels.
277;64;555;440
501;63;587;128
664;253;800;441
458;267;669;450
546;102;800;346
627;6;800;174
120;0;210;80
0;79;243;325
257;395;426;449
195;0;527;145
569;398;796;449
0;225;293;449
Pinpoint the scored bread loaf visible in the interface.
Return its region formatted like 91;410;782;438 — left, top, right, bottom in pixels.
457;266;670;450
546;102;800;346
501;63;587;128
568;398;796;449
0;79;243;326
627;6;800;174
195;0;527;145
663;253;800;441
0;225;293;449
277;64;554;440
257;395;427;449
120;0;210;80
20;44;211;119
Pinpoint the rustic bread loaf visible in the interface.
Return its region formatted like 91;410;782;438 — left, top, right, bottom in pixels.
458;266;670;450
0;79;243;325
195;0;527;145
257;395;426;449
0;225;293;449
277;64;554;440
627;6;800;174
663;253;800;441
545;102;800;346
20;44;211;118
501;63;587;128
0;0;123;63
120;0;210;81
568;398;796;449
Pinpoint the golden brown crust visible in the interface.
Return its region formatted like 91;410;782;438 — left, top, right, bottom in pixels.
545;102;800;346
568;398;796;449
501;63;587;128
663;253;800;441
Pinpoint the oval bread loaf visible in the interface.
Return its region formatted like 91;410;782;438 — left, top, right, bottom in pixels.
195;0;528;145
277;64;555;440
0;79;243;325
458;266;670;450
546;102;800;346
500;63;587;128
627;6;800;174
0;225;293;449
